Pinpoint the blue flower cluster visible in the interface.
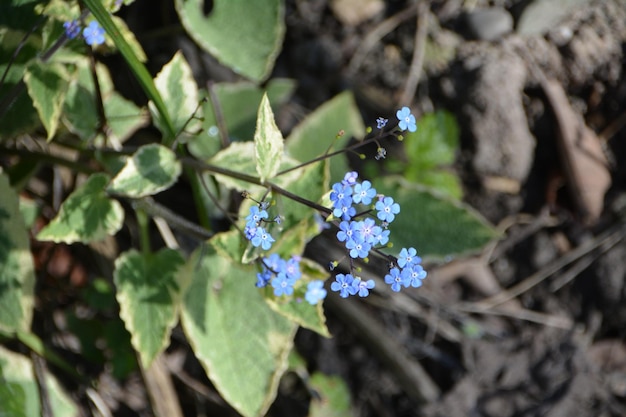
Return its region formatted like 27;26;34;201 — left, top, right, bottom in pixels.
328;171;426;296
384;247;427;292
256;253;327;305
63;20;106;46
244;205;275;250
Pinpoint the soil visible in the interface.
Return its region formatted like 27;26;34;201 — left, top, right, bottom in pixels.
29;0;626;416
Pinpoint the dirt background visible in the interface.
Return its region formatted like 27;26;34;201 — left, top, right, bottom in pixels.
29;0;626;416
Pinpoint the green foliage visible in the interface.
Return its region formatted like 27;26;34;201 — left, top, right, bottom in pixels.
0;173;35;334
0;2;499;415
373;176;499;259
114;249;185;368
181;239;296;417
36;173;124;243
175;0;285;82
0;346;77;417
108;144;182;198
255;93;284;183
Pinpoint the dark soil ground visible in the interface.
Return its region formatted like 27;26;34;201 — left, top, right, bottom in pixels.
29;0;626;416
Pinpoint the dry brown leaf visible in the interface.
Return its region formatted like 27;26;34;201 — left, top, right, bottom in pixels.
541;78;611;224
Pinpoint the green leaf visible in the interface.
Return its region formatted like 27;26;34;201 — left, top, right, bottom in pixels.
285;91;365;184
208;141;300;194
114;249;185;368
189;79;295;160
0;346;77;417
402;110;462;199
108;144;182;198
175;0;284;82
181;240;296;417
0;28;42;139
23;61;68;141
37;173;124;244
373;177;499;259
265;258;330;337
309;372;353;417
84;0;175;139
0;173;35;333
254;93;284;183
150;51;200;141
62;60;146;143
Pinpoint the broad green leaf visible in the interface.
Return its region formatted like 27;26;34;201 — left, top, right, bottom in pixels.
63;60;146;143
181;240;296;417
265;258;330;337
84;0;175;139
175;0;284;82
254;93;284;183
309;372;354;417
23;61;68;141
114;249;185;368
189;79;295;160
285;91;365;184
402;110;462;199
0;346;77;417
108;144;182;198
0;28;42;139
373;177;498;259
37;173;124;244
0;173;35;333
208;141;300;194
150;51;200;141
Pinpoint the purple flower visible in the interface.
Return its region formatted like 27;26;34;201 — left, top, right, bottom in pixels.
376;117;388;129
342;172;358;186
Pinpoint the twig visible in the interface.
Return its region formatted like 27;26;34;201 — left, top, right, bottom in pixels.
459;224;625;311
325;290;440;402
31;351;53;417
398;1;428;106
346;2;419;77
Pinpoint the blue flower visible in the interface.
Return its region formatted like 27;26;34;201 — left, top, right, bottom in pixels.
83;21;105;46
305;280;327;305
384;267;408;292
396;107;417;132
376;117;388;129
63;20;81;39
335;204;356;221
352;218;376;245
330;183;353;217
271;272;296;296
352;180;376;205
244;226;257;240
331;274;358;298
246;205;268;228
397;247;419;268
346;238;371;259
354;277;375;297
403;264;427;288
251;227;275;250
337;221;358;242
371;226;390;246
263;253;286;273
375;196;400;223
256;269;272;288
342;172;358;186
284;257;302;280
